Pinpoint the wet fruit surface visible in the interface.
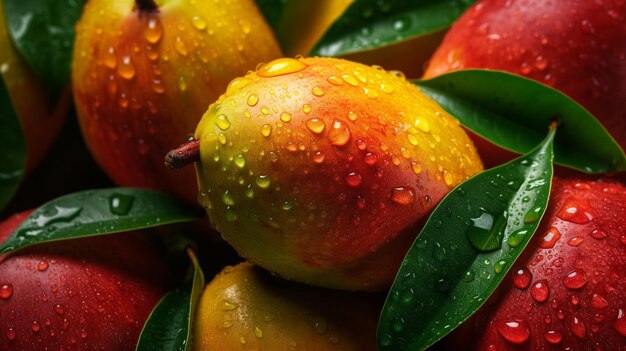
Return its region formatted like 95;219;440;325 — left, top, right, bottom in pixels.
193;56;483;291
425;0;626;166
448;178;626;350
194;262;379;350
71;0;282;203
0;211;170;350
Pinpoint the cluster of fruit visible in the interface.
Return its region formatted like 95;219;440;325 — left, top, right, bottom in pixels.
1;0;624;350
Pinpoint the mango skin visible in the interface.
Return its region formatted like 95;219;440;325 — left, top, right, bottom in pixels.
72;0;282;204
0;2;69;172
194;57;483;290
193;262;379;351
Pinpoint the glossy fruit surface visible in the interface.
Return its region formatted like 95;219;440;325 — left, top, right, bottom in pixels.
447;177;626;350
0;2;69;172
194;56;483;290
0;210;170;350
194;262;379;350
72;0;282;203
425;0;626;166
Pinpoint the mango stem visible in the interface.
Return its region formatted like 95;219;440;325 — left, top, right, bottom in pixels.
165;139;200;169
135;0;158;12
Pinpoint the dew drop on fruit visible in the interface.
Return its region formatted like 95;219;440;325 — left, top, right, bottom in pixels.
174;36;188;56
347;111;357;121
280;112;292;123
54;304;64;315
543;330;562;344
539;226;561;249
391;187;415;205
234;155;246;168
6;327;16;341
495;319;530;344
512;268;532;289
328;120;351;146
530;280;550;302
104;46;117;68
37;261;49;272
313;318;328;334
312;151;325;164
411;162;422;175
256;176;271;189
312;86;325;96
247;94;259;107
109;193;135;216
215;114;231;130
563;269;587;290
327;75;343;86
614;309;626;337
356;139;367;150
356;196;366;209
557;198;595;224
414;119;430;133
257;58;307;77
591;294;608;309
117;55;136;80
305;118;325;134
567;236;584;247
345;172;362;187
191;15;207;30
144;16;163;44
222;191;235;206
302;104;312;114
31;321;40;332
260;124;271;137
570;316;586;339
342;74;359;86
590;229;607;240
363;152;377;166
442;170;454;187
0;284;13;299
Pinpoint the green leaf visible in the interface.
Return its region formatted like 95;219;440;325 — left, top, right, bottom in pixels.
378;127;555;351
0;76;25;211
4;0;86;90
255;0;289;33
0;188;203;254
137;249;205;351
415;69;626;173
310;0;475;57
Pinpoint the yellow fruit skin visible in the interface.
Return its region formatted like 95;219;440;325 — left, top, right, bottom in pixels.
195;57;483;291
0;2;69;172
194;262;379;351
72;0;282;204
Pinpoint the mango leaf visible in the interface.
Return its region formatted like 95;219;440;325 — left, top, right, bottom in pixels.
310;0;475;57
378;127;555;351
4;0;86;90
0;188;204;254
416;69;626;173
0;76;25;210
137;249;205;351
255;0;289;33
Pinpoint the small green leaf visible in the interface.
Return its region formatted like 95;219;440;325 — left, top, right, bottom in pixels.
137;249;205;351
310;0;475;57
0;76;25;211
0;188;203;254
255;0;289;33
4;0;86;90
415;69;626;173
378;127;555;351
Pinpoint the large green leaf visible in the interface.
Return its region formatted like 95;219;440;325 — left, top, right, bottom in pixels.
255;0;289;33
378;127;555;351
4;0;86;90
310;0;475;57
0;76;25;210
0;188;203;254
137;249;205;351
416;69;626;173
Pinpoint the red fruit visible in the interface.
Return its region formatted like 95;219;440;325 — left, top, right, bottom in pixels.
447;178;626;350
0;211;170;350
425;0;626;167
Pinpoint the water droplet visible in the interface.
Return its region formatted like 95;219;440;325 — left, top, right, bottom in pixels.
341;74;359;86
37;261;49;272
327;75;343;85
512;268;532;289
364;152;377;166
1;284;13;299
305;118;325;134
254;326;263;338
6;327;16;341
104;46;116;68
568;236;584;247
234;155;246;168
495;320;530;344
117;55;136;80
391;187;415;205
414;119;431;133
591;294;608;309
222;301;238;311
313;318;328;334
530;280;550;302
280;112;292;122
466;212;506;252
31;321;40;332
570;317;586;339
259;124;271;137
507;228;529;247
543;330;562;344
494;260;506;273
328;120;351;146
256;176;271;189
257;58;307;77
563;269;587;289
539;226;561;248
222;191;235;206
54;304;64;315
614;309;626;337
247;94;259;106
178;76;187;92
345;172;362;187
215;114;231;130
312;86;325;96
191;16;207;30
312;152;325;164
442;170;454;187
348;111;357;121
109;193;135;216
302;104;312;114
590;229;607;240
144;16;163;44
557;198;595;224
174;36;188;56
411;162;422;174
463;270;475;282
523;206;542;223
